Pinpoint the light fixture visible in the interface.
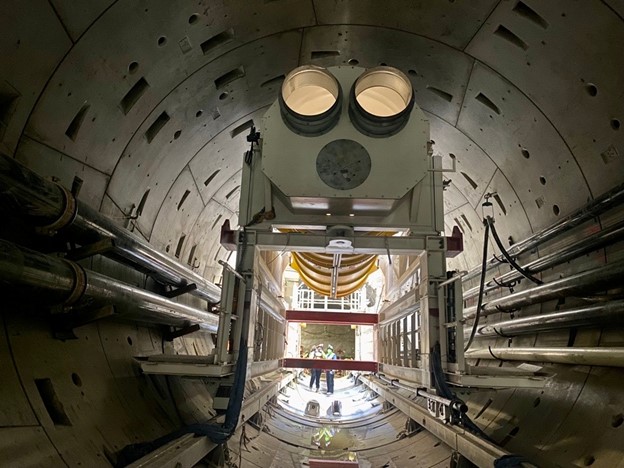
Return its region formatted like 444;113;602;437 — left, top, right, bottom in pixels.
279;65;342;136
349;66;414;137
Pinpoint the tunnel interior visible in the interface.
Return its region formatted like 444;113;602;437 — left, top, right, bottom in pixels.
1;1;624;467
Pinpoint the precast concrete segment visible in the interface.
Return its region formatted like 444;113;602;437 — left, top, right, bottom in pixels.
465;347;624;368
0;238;219;330
0;153;221;303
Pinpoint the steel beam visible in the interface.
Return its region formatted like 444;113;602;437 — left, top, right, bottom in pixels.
281;358;378;372
286;310;378;325
239;229;449;255
360;375;512;467
309;461;359;468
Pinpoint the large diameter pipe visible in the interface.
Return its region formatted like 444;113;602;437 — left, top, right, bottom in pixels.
0;239;218;331
477;300;624;337
465;347;624;368
463;219;624;301
463;181;624;282
73;203;221;302
464;259;624;319
0;153;220;303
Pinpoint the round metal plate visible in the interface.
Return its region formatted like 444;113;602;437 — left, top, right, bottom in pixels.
315;139;371;190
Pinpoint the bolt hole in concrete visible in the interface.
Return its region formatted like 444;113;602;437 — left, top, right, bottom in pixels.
540;176;546;185
188;14;198;24
553;204;560;215
611;119;621;130
348;58;359;65
157;36;167;47
584;455;596;466
127;336;133;346
533;397;541;407
71;373;82;387
128;61;139;74
219;92;228;100
521;148;530;158
196;110;203;118
612;413;624;428
174;130;181;139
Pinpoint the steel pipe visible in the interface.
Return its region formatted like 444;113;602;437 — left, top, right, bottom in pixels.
463;259;624;319
476;300;624;337
462;181;624;282
0;153;220;303
465;347;624;368
464;219;624;301
0;239;218;330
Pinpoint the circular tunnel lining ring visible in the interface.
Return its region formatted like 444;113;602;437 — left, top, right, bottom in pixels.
279;65;342;136
349;66;414;138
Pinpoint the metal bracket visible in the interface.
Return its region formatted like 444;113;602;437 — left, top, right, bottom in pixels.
163;282;197;298
52;304;116;340
163;324;201;341
65;238;115;261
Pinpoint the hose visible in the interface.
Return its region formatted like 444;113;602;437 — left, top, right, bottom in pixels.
487;217;543;286
464;219;490;352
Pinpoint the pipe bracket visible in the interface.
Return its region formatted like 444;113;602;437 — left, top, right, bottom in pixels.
36;184;77;236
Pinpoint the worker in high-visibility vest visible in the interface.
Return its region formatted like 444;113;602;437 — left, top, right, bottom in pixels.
324;344;337;394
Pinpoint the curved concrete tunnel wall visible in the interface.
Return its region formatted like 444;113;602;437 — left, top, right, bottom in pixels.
0;1;623;466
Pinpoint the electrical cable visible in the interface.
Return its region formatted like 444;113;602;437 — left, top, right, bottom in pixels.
464;219;490;352
487;217;543;286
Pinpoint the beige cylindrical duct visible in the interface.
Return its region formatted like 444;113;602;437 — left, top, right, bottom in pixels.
279;65;342;136
349;66;414;137
291;252;377;298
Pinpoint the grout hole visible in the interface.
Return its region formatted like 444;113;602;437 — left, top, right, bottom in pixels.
348;58;359;65
586;83;598;97
188;14;198;24
612;413;624;428
583;456;595;466
611;119;621;130
521;148;530;159
219;92;229;100
539;176;546;185
533;397;541;407
174;130;181;139
553;204;560;216
127;336;133;346
196;110;203;118
157;36;167;47
128;62;139;74
408;69;417;76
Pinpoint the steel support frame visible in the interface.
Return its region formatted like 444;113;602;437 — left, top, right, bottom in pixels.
360;375;511;467
285;310;378;325
281;358;378;372
127;372;295;468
